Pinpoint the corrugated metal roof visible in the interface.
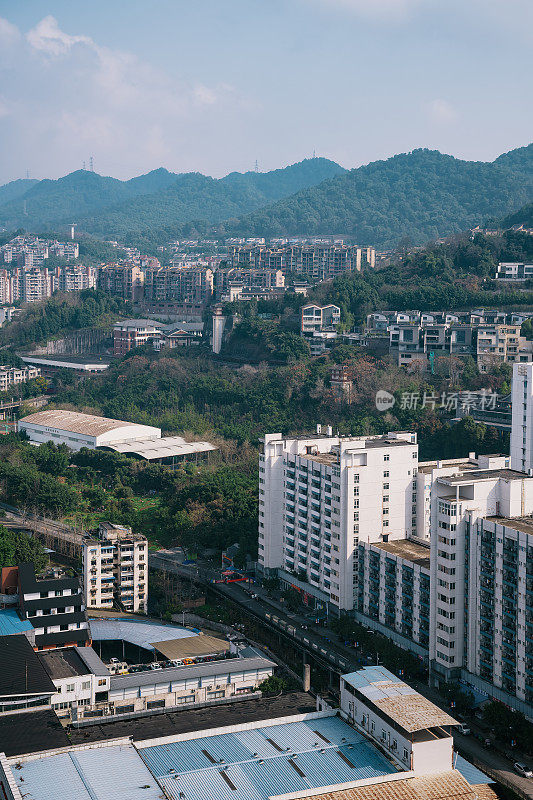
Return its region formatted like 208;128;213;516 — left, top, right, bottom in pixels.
75;646;110;677
12;744;163;800
137;715;397;800
110;436;217;460
342;667;457;733
298;770;494;800
454;753;494;785
0;607;32;636
19;409;160;438
89;618;198;651
152;634;229;660
110;655;274;692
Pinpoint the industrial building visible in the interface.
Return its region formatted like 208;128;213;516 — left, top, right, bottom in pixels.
18;409;217;465
0;668;498;800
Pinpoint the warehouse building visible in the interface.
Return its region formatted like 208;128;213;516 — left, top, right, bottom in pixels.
18;409;217;464
0;668;498;800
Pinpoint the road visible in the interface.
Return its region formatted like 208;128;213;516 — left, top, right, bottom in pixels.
151;552;533;799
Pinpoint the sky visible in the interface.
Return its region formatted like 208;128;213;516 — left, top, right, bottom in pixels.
0;0;532;184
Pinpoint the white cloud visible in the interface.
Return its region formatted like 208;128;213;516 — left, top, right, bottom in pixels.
0;16;241;180
26;14;92;56
428;99;457;124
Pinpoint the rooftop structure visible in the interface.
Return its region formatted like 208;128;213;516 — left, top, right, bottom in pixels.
9;741;163;800
108;434;217;465
0;634;56;703
88;618;200;653
341;667;457;734
18;409;160;446
370;539;430;569
0;607;33;637
136;714;397;800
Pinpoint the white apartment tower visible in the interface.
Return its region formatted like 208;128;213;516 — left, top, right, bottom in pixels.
259;429;418;613
510;362;533;473
83;523;148;614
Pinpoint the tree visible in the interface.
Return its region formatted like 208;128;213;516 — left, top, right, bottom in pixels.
0;525;47;573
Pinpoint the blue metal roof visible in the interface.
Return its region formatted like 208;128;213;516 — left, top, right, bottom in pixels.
454;753;494;785
138;715;398;800
0;607;32;636
12;744;163;800
342;665;408;691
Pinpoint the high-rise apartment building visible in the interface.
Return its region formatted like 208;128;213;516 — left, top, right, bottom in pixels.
258;429;418;612
82;522;148;614
259;362;533;714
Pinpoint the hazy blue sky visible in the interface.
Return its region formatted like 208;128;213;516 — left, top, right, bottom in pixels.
0;0;531;183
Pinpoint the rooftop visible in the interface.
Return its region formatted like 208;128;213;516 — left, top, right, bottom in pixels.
442;468;527;484
68;692;316;745
88;618;199;652
342;667;457;734
110;655;275;691
0;634;56;697
371;539;430;569
38;647;96;680
108;435;217;461
19;409;159;437
0;709;69;757
151;633;230;661
485;514;533;535
136;713;397;800
10;742;163;800
0;606;33;636
301;770;498;800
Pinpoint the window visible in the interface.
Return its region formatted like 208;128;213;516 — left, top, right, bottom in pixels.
66;684;75;693
384;455;390;462
383;471;389;478
82;681;91;691
98;679;107;686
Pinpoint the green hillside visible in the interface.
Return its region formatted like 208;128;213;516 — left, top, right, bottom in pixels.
0;159;344;238
217;146;533;247
0;168;180;231
500;201;533;230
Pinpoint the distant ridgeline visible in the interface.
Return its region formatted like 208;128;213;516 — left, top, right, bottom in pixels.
0;144;531;247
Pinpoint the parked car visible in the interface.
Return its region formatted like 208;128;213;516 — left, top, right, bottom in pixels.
514;763;533;778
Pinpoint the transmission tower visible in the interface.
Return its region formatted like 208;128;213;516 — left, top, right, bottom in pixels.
89;156;94;172
254;159;259;173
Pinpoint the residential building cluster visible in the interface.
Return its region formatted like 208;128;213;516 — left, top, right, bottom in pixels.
258;362;533;716
1;235;79;267
0;264;96;304
494;261;533;281
227;242;376;280
364;308;533;371
0;364;40;393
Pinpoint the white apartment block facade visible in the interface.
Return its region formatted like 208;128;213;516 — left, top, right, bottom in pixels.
259;362;533;713
258;429;418;613
0;365;40;393
83;523;148;614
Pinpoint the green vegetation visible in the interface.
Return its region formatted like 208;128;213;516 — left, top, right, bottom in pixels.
0;289;131;350
219;146;533;247
0;159;344;243
0;168;179;231
482;701;533;754
0;524;47;573
500;200;533;229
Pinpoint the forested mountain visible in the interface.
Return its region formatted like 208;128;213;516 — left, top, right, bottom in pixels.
0;178;38;207
500;201;533;230
0;168;180;231
0;158;344;235
218;146;533;247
